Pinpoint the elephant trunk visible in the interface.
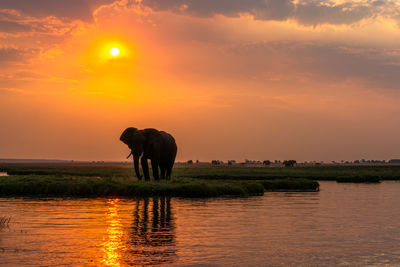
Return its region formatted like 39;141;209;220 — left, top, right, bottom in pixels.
134;157;142;180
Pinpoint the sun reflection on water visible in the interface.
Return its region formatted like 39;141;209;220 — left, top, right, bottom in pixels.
102;199;125;266
100;197;177;266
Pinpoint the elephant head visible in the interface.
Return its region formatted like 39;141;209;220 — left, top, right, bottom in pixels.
120;127;146;179
120;127;143;156
120;127;161;180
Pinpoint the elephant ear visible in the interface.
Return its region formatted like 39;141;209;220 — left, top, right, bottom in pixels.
120;127;138;146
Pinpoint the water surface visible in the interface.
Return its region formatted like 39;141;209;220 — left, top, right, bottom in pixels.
1;181;400;266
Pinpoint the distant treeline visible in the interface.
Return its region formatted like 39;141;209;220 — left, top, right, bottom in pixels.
182;158;400;166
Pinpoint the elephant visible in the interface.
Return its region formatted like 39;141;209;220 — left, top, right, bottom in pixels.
283;160;296;167
120;127;177;181
263;160;271;166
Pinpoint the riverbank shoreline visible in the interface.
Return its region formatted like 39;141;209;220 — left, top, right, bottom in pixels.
2;162;397;198
0;175;319;198
1;163;399;181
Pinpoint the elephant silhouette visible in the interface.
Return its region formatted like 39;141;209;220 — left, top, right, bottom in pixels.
120;127;177;181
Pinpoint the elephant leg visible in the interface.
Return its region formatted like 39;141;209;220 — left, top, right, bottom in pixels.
160;165;166;180
151;159;160;181
134;157;142;180
141;157;150;181
166;162;173;180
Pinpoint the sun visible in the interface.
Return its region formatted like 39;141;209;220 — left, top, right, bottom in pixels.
110;47;120;56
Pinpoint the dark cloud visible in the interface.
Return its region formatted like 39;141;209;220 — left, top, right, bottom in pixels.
223;41;400;90
252;0;295;20
143;0;295;20
294;1;372;26
289;43;399;87
0;3;88;36
0;0;394;26
0;47;39;63
141;0;394;25
0;0;116;21
0;20;31;32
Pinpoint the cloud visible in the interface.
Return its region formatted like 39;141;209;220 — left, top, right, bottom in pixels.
141;0;398;25
142;0;295;20
0;46;38;63
220;41;400;90
0;70;47;81
0;0;116;21
0;20;31;32
0;8;84;38
160;33;400;92
294;1;372;26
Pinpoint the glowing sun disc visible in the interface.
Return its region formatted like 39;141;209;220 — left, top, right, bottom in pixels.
110;47;120;56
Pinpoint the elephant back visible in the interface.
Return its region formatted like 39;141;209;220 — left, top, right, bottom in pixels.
142;129;177;157
159;131;176;142
158;131;177;159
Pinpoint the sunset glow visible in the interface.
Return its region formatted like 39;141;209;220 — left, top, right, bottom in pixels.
2;2;400;266
1;0;400;162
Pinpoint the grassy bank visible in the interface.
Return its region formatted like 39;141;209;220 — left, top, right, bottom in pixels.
2;162;396;198
176;166;400;181
1;163;400;182
259;179;319;191
336;176;381;183
0;175;319;198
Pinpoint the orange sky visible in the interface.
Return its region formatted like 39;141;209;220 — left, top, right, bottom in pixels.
1;0;400;162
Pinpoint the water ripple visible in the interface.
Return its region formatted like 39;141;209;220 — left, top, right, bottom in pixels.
0;181;399;266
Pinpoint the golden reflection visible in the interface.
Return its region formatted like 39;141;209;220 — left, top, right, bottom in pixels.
99;197;176;266
101;199;125;266
124;197;177;265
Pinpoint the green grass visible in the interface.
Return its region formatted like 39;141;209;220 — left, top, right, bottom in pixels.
1;163;399;181
260;179;319;191
0;163;131;178
175;166;398;181
0;164;321;197
0;175;270;197
4;162;397;197
336;176;381;183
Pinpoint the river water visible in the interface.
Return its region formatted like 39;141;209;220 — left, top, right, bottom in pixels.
0;181;400;266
